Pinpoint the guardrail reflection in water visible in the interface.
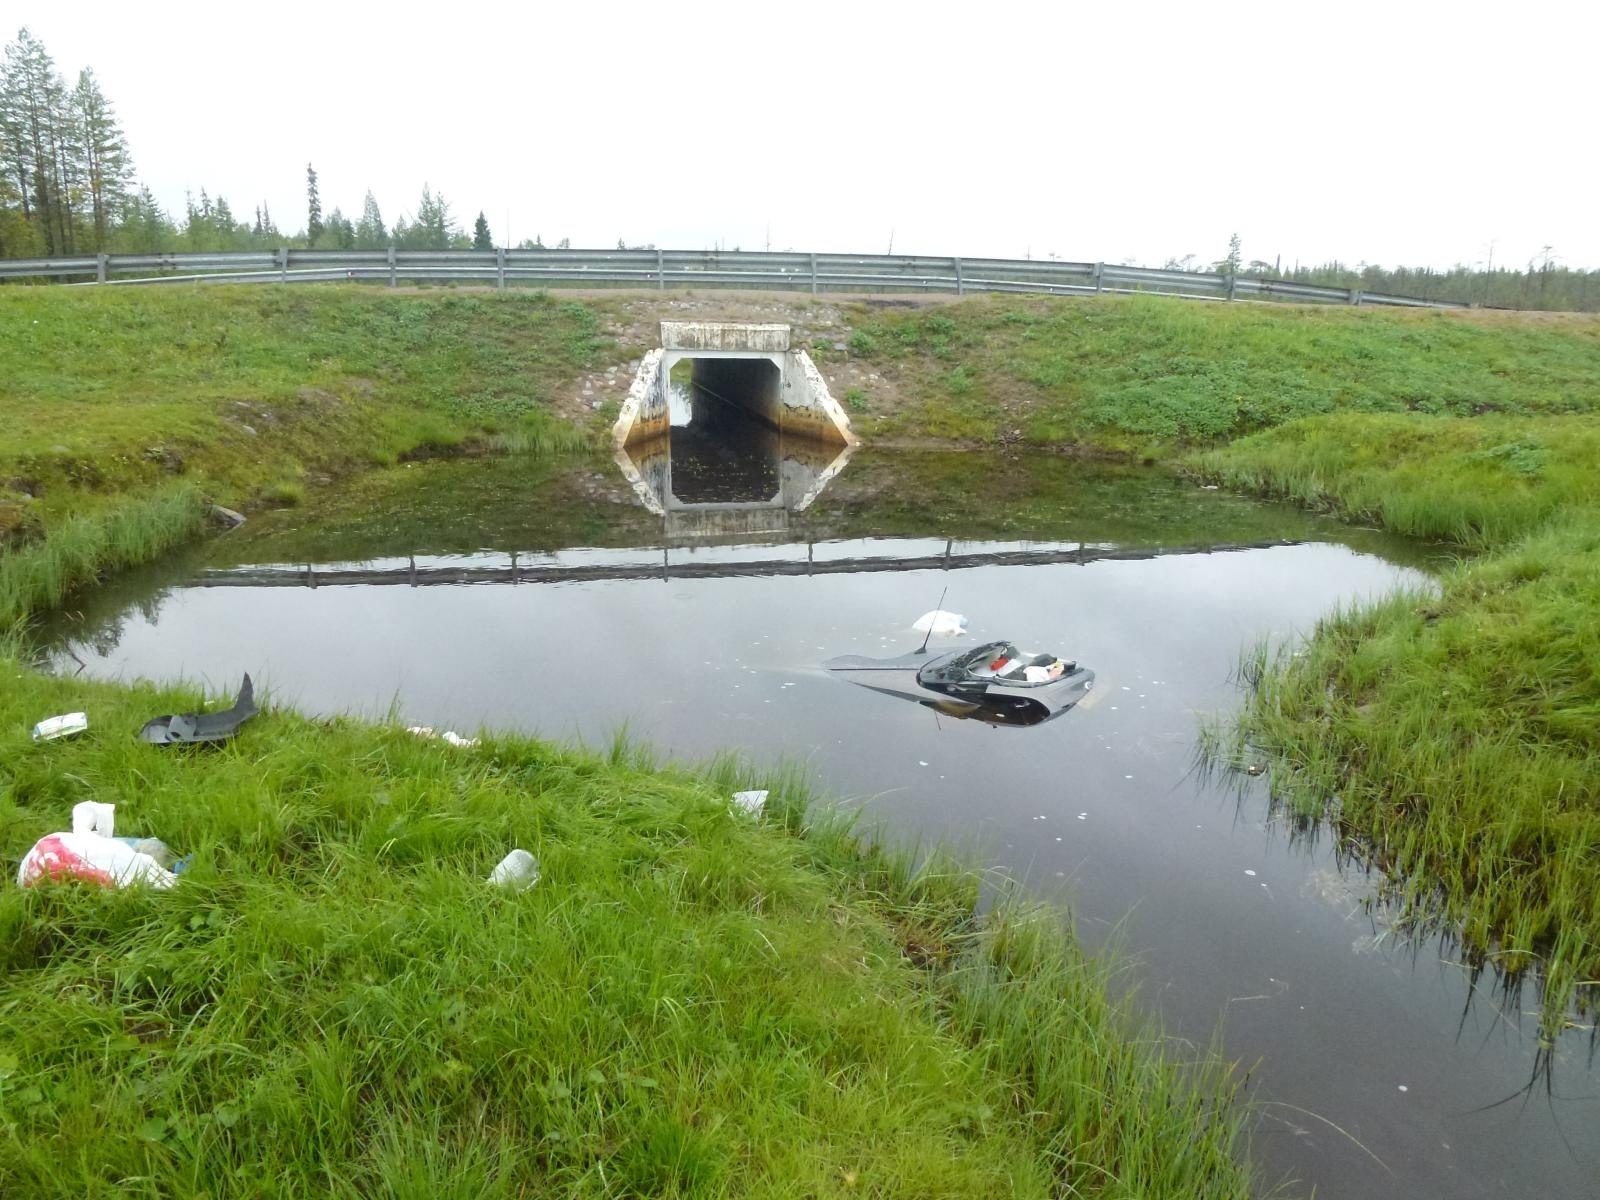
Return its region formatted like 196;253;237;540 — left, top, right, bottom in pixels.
196;538;1306;590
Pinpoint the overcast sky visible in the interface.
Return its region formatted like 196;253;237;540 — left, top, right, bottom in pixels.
22;1;1599;271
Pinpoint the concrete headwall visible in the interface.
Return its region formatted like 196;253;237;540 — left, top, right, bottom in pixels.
662;322;790;353
614;324;858;449
614;348;668;446
779;351;856;445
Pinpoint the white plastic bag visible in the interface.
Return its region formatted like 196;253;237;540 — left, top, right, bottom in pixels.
911;610;967;637
731;790;768;817
17;802;178;890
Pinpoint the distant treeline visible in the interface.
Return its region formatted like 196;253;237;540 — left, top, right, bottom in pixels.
3;27;1595;310
1255;260;1597;313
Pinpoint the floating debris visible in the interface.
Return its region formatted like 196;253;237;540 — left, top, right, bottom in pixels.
910;610;968;637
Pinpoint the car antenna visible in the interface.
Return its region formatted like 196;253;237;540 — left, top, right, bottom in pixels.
917;586;949;655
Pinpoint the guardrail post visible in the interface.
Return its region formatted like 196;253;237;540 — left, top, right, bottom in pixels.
1226;273;1237;302
94;253;108;283
954;257;964;296
657;247;665;290
810;252;818;295
496;247;506;291
1348;288;1362;306
387;246;397;288
278;246;289;283
1093;262;1104;294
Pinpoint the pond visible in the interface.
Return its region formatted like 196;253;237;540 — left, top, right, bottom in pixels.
39;446;1598;1199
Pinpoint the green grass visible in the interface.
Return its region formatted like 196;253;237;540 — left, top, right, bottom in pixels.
838;296;1600;448
1194;412;1600;547
1196;413;1600;1030
0;285;615;627
0;663;1251;1197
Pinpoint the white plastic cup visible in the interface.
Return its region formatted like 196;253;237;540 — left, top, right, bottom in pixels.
487;849;540;891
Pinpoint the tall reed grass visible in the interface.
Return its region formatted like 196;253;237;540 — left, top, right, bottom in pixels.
0;485;206;628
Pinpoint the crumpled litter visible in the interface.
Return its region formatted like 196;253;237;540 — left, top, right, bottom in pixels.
911;610;967;637
407;726;479;749
32;712;88;742
731;790;768;817
17;802;178;890
487;849;540;891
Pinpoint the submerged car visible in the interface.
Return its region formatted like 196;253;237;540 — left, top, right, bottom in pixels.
823;640;1094;727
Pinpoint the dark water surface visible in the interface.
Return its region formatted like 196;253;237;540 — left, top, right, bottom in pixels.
41;451;1597;1198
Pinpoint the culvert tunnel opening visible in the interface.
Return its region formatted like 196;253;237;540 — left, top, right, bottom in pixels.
667;357;785;506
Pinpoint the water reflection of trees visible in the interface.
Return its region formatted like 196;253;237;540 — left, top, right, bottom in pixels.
32;543;208;668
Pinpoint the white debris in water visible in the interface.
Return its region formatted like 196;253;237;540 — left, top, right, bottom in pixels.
731;790;768;817
1244;869;1258;877
911;610;968;637
407;726;479;749
918;761;929;767
1076;813;1087;820
1124;775;1134;780
1397;1085;1408;1093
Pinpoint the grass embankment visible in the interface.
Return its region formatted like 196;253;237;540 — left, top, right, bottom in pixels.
0;286;615;624
1198;413;1600;1025
827;296;1600;448
0;663;1249;1197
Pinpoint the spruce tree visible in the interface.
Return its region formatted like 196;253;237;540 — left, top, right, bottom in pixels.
305;162;322;246
472;211;492;250
355;189;386;249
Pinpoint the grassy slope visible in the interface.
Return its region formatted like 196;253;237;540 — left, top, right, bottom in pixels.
0;665;1248;1198
1198;415;1600;1023
827;296;1600;447
0;286;613;623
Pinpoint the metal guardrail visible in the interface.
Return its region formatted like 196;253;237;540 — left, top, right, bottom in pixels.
0;247;1468;309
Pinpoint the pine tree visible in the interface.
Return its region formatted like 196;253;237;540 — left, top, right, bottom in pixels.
0;28;70;253
394;185;455;250
305;162;322;247
1216;232;1242;278
324;207;355;250
472;211;492;250
354;189;387;249
109;184;172;252
71;67;131;249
